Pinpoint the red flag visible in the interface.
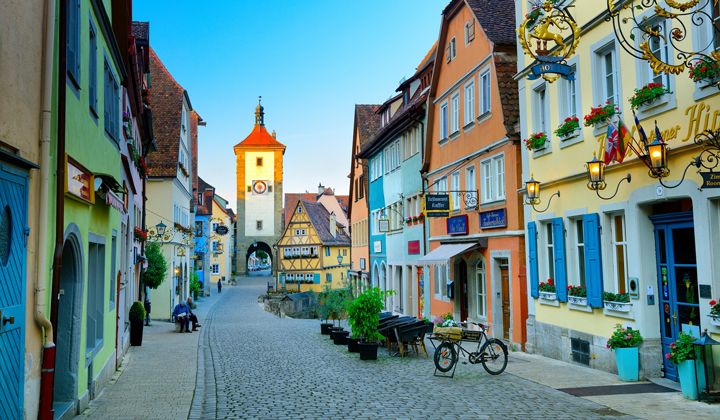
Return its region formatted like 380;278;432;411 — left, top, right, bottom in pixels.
605;122;618;164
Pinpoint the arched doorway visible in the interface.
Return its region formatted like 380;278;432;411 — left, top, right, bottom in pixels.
246;241;272;276
54;232;84;412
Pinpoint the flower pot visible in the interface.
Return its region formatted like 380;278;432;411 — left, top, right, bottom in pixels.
558;129;580;142
539;291;557;301
678;359;699;400
333;331;350;345
358;342;379;360
329;328;345;340
347;337;360;353
604;301;632;312
568;295;587;306
130;319;144;346
320;323;333;335
614;347;639;382
709;315;720;327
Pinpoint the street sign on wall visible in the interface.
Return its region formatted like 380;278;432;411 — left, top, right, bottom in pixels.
446;214;468;236
700;172;720;188
407;240;420;255
425;194;449;217
479;208;507;229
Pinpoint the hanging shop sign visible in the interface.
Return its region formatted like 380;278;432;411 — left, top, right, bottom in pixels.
479;208;507;229
215;225;230;235
425;194;450;217
378;219;390;232
373;240;382;253
517;1;579;83
65;156;95;204
446;215;469;236
105;189;125;213
407;240;420;255
700;173;720;188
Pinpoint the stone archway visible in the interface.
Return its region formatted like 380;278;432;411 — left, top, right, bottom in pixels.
246;241;273;276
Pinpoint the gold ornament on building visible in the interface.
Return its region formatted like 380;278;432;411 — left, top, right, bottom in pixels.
517;0;580;82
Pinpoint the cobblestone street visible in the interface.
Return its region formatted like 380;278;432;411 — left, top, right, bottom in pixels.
190;277;626;419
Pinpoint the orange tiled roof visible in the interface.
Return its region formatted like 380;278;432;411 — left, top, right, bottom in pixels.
235;124;286;149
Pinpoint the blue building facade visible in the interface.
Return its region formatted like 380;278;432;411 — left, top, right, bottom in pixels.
194;178;215;295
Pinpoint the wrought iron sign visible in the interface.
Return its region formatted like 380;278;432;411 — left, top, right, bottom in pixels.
606;0;720;88
425;194;450;217
656;128;720;189
448;190;479;210
518;0;580;82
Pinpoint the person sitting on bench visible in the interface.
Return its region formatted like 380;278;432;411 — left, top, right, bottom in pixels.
186;297;201;331
172;300;192;333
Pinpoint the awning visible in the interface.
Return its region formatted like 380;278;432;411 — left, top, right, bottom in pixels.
417;242;478;265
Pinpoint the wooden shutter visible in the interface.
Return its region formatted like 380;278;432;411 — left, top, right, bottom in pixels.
583;213;604;308
552;218;568;302
66;0;79;80
313;273;320;284
528;222;539;298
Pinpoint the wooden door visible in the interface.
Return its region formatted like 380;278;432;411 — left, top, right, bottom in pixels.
500;264;510;340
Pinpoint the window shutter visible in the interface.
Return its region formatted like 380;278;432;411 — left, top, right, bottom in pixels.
313;273;320;284
552;218;568;302
583;213;604;308
66;0;77;78
528;222;539;298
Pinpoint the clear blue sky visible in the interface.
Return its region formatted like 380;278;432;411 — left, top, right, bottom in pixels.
135;0;443;210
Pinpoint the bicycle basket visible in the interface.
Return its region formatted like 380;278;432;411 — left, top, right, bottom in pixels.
461;329;482;341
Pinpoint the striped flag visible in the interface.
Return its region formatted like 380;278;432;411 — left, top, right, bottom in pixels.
633;111;649;147
605;120;630;164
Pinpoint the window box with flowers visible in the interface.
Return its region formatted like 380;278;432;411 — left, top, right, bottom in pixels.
709;298;720;327
630;83;671;112
524;132;548;152
538;278;557;303
603;292;632;313
405;217;413;226
583;102;619;130
133;226;148;242
567;285;587;306
689;57;720;88
555;116;580;142
417;213;425;222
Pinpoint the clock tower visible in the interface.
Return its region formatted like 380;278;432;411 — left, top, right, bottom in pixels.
234;97;286;275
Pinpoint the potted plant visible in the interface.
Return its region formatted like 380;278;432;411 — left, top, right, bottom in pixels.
129;301;146;346
133;226;147;242
666;333;701;399
317;289;333;334
190;273;201;301
583;102;619;128
524;132;548;151
327;288;352;343
567;285;587;306
417;213;425;222
538;278;557;301
606;324;643;381
346;288;387;360
603;292;632;312
629;82;671;110
554;116;580;140
708;298;720;326
689;57;720;85
405;217;412;225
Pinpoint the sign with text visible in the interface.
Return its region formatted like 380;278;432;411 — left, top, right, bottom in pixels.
65;156;94;204
407;240;420;255
700;172;720;188
425;194;449;217
480;208;507;229
373;240;382;254
215;225;229;235
446;215;469;236
378;219;390;232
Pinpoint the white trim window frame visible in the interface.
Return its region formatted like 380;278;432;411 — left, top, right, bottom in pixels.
544;222;555;281
479;69;491;117
591;37;622;123
573;218;586;288
464;80;475;127
446;37;456;62
440;101;449;141
451;92;460;134
464;20;475;45
476;258;486;318
465;165;476;209
609;213;629;294
451;172;460;211
480;153;505;203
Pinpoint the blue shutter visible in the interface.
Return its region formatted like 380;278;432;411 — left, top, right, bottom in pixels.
527;222;539;298
313;273;320;284
89;24;97;112
552;218;568;302
583;213;604;308
66;0;79;80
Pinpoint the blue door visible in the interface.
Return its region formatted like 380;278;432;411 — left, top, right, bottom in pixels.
651;212;699;382
0;162;29;420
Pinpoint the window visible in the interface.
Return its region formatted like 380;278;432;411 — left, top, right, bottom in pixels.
714;2;720;51
533;85;548;136
66;0;80;86
110;233;116;309
451;172;460;211
464;81;475;125
434;265;447;298
283;248;291;258
464;20;475;44
211;264;220;275
325;247;331;257
343;249;347;256
256;157;263;166
480;154;505;203
561;65;578;119
451;92;460;134
440;101;449;140
326;273;332;283
644;20;670;87
104;60;120;140
435;176;447;194
446;37;456;62
545;223;555;280
597;47;619;105
212;241;219;253
256;220;263;230
476;259;486;317
89;21;97;114
287;273;295;282
479;70;491;115
610;214;628;293
298;206;303;214
465;166;476;207
86;240;105;352
212;222;219;233
195;221;203;237
574;219;586;288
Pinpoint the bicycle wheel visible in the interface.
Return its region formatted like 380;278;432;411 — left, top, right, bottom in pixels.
479;338;508;375
433;342;457;373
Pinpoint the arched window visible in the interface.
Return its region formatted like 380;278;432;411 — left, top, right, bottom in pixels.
476;259;486;318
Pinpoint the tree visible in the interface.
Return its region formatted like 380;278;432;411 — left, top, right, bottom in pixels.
256;250;269;261
144;242;167;289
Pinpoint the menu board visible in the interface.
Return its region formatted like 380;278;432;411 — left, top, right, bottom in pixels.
66;157;94;203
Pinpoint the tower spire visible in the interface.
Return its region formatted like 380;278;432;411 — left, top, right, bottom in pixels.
255;96;265;126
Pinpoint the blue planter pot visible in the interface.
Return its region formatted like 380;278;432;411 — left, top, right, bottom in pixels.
615;347;639;382
678;359;699;400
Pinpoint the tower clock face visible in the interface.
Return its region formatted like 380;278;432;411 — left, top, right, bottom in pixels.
252;180;268;195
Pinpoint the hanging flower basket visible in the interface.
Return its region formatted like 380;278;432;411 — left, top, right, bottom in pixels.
524;132;548;151
709;299;720;326
583;103;619;128
629;83;671;110
133;226;148;242
554;116;580;140
688;57;720;84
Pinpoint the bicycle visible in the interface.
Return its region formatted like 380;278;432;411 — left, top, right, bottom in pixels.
429;322;508;377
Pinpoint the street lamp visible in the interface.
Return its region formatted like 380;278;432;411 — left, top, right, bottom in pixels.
646;137;669;178
524;174;560;213
585;153;631;200
337;249;343;266
156;221;167;237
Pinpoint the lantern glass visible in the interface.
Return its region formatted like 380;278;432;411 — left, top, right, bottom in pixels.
526;178;540;200
156;221;167;236
586;156;605;184
647;139;667;170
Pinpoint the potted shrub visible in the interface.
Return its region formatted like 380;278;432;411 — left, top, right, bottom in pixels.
346;288;387;360
317;289;334;334
607;324;643;381
603;292;632;312
583;102;619;128
524;132;548;151
143;242;167;291
190;273;201;301
554;116;580;141
708;298;720;326
129;301;146;346
629;82;671;110
666;333;702;399
538;278;557;301
689;57;720;86
567;285;587;306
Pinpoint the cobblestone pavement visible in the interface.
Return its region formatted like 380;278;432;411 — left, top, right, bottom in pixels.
191;277;629;419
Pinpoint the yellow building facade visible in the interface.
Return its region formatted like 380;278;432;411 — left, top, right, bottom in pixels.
278;200;351;292
209;195;233;285
517;1;720;380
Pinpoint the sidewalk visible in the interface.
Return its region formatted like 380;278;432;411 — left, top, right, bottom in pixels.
505;351;720;419
76;290;224;420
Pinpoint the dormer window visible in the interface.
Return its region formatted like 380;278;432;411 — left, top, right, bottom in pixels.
298;206;303;214
446;37;456;62
464;20;475;45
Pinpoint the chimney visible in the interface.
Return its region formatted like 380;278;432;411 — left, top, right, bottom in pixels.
272;130;277;139
318;182;324;195
329;212;337;238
